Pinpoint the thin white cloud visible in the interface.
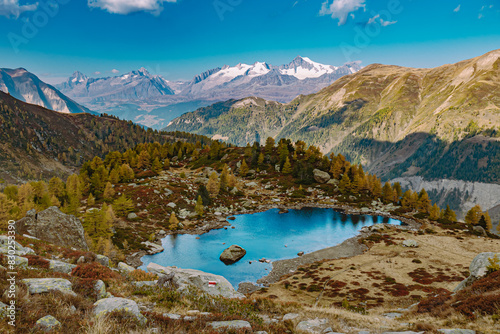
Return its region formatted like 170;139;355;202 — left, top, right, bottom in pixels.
453;4;461;12
367;14;379;24
88;0;177;15
319;0;366;26
94;71;101;75
380;19;397;26
111;69;119;74
478;13;483;19
0;0;38;19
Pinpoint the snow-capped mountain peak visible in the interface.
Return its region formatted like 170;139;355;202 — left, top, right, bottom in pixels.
70;71;88;83
279;56;339;80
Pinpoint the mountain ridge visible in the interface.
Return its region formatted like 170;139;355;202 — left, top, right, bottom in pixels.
164;49;500;183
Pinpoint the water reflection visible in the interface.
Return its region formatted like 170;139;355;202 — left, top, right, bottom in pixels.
140;208;402;287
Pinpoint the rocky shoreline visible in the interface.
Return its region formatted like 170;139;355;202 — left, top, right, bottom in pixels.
136;199;421;293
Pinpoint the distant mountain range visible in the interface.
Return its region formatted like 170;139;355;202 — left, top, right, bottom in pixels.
0;68;90;114
165;49;500;183
54;57;361;128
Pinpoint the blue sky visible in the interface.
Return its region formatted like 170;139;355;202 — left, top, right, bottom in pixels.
0;0;499;83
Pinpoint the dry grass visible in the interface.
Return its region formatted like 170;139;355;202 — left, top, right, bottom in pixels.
257;225;500;311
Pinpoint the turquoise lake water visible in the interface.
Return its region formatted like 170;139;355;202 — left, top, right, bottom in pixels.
140;207;402;287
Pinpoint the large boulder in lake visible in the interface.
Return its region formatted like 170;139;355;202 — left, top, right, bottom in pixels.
15;207;88;250
147;263;245;299
220;245;246;265
313;169;331;184
454;252;500;292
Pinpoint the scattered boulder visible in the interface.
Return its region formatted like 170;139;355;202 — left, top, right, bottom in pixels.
132;281;158;288
454;252;500;292
141;241;164;255
208;320;252;331
118;262;136;274
296;318;330;333
383;312;403;319
472;225;487;236
402;240;419;248
127;212;138;220
147;263;245;299
49;260;76;274
94;280;107;300
220;245;247;265
93;297;146;325
313;169;331;184
22;278;74;295
13;256;28;268
0;235;29;256
35;315;61;332
283;313;300;321
438;330;476;334
167;202;176;209
96;255;110;267
15;207;88;250
163;313;182;320
297;251;304;257
0;301;8;318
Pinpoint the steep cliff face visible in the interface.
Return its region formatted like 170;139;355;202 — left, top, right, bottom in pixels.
392;176;500;226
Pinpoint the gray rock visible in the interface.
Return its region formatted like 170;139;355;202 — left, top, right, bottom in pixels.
246;182;258;188
22;278;74;295
132;281;158;288
167;202;176;208
473;225;487;236
118;262;136;274
0;235;29;256
163;313;182;320
383;312;403;319
95;280;107;300
147;262;245;299
164;188;173;197
313;169;331;184
296;318;330;333
183;316;196;321
454;252;500;292
283;313;300;321
127;212;138;220
258;314;278;324
96;254;110;267
15;207;88;250
402;240;419;248
93;297;146;325
13;256;28;268
208;320;252;331
49;260;76;274
220;245;247;264
141;241;164;255
438;330;476;334
35;315;61;332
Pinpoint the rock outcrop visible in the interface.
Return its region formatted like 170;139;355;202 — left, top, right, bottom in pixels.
313;169;331;184
147;263;245;299
219;245;246;265
35;315;61;332
15;207;88;250
454;252;500;292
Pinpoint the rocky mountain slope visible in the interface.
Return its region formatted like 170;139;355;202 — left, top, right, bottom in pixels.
56;57;361;129
165;49;500;184
392;176;500;226
0;68;91;114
